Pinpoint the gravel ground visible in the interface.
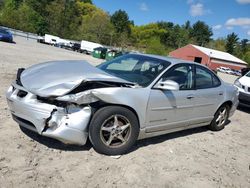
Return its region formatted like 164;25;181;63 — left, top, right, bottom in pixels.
0;36;249;188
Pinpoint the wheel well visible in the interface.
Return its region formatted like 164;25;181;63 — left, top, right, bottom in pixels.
214;101;233;117
221;101;233;109
89;102;140;127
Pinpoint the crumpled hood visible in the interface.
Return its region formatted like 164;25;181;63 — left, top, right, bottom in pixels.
20;60;132;97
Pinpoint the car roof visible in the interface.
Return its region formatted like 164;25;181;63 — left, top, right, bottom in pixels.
130;53;203;66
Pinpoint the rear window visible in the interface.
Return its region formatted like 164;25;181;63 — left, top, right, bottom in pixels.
0;29;9;34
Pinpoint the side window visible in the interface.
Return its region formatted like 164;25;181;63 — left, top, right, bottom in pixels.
161;64;194;90
196;66;221;89
212;74;221;87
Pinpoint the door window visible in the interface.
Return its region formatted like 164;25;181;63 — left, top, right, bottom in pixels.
196;66;221;89
161;64;194;90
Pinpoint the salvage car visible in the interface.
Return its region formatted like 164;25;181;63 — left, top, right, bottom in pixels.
6;54;239;155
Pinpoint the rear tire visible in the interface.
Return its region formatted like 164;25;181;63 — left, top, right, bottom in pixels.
208;105;229;131
89;106;139;155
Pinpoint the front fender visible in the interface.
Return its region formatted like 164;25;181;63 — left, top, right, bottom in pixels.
91;87;151;128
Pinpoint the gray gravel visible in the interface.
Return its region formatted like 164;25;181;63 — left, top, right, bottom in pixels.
0;36;249;188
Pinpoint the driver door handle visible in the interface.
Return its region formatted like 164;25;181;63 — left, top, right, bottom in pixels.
186;94;194;99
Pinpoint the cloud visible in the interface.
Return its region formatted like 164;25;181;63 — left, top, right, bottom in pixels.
236;0;250;4
139;2;148;11
225;18;250;27
212;25;222;30
226;26;234;30
187;0;194;4
189;3;210;17
248;30;250;36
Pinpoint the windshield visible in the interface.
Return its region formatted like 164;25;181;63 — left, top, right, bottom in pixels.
97;54;171;87
245;71;250;77
0;29;9;34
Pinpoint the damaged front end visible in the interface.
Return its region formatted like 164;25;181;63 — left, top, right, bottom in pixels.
6;61;135;145
6;82;93;145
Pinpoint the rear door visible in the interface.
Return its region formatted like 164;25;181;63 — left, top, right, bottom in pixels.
192;65;224;123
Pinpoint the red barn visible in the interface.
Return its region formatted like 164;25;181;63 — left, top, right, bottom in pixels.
169;44;247;70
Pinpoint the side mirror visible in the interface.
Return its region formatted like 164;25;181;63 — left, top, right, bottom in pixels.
154;80;180;91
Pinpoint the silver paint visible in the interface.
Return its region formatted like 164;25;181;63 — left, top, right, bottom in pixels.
6;54;239;145
21;60;133;97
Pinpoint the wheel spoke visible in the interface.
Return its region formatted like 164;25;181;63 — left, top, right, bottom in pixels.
101;126;113;132
221;109;226;115
219;117;223;126
106;134;115;146
120;123;130;133
114;115;119;127
117;135;126;143
216;115;221;123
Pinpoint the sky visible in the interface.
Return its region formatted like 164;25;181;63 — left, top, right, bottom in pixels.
93;0;250;40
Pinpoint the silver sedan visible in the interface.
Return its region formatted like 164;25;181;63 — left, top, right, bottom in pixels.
6;54;238;155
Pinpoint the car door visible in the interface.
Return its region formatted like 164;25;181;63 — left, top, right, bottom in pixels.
192;65;224;124
146;63;195;132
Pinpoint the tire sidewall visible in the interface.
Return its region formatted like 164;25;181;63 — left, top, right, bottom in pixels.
209;105;229;131
89;106;139;155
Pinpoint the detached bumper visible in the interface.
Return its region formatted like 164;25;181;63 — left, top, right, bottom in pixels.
6;83;91;145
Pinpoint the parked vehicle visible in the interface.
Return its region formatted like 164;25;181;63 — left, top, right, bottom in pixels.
217;66;231;73
0;28;13;43
6;54;238;155
72;42;81;52
225;69;234;75
80;40;103;54
92;47;108;59
232;70;241;76
217;67;233;74
241;68;250;76
234;71;250;108
37;36;45;44
44;34;60;45
57;38;76;49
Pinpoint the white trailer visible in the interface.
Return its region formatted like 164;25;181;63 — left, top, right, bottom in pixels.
80;40;103;54
44;34;60;45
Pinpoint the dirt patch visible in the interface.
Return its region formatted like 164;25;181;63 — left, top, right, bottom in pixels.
0;37;249;188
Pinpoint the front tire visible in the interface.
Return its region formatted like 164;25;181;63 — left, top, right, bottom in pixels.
89;106;139;155
208;105;229;131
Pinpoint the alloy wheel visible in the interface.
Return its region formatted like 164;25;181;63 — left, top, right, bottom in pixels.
215;107;227;127
100;115;131;148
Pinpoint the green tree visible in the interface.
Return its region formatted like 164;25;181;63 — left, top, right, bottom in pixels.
190;21;213;46
79;10;114;45
131;23;165;49
208;38;226;52
244;52;250;67
157;21;174;30
0;0;20;28
17;3;44;33
184;20;191;30
111;9;131;34
146;37;167;55
79;0;92;4
240;39;249;54
225;32;239;55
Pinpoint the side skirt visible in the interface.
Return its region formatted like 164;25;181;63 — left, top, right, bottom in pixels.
138;121;211;140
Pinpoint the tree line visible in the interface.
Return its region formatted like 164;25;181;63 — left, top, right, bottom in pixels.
0;0;249;65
